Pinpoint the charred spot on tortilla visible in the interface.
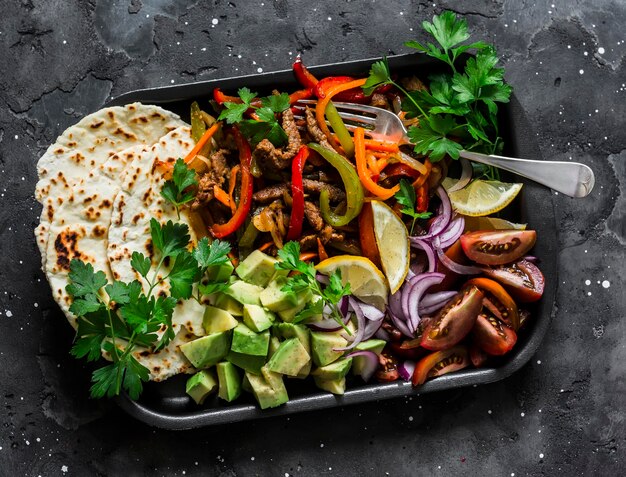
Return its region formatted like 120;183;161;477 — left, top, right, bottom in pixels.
113;127;137;141
54;230;83;270
92;226;106;237
90;120;104;129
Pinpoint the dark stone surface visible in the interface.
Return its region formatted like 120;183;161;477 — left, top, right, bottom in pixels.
0;0;624;475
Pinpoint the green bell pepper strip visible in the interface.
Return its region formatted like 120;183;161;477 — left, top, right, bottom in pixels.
325;101;354;158
308;143;364;227
190;101;206;143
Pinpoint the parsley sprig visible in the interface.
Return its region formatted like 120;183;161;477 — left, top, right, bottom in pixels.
275;242;352;331
160;158;197;218
67;219;232;400
394;179;433;234
217;87;290;147
363;11;511;162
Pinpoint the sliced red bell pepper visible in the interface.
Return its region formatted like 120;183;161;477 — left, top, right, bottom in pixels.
292;55;319;89
358;203;381;268
416;184;429;213
381;163;422;182
315;77;394;103
210;128;253;238
286;146;309;241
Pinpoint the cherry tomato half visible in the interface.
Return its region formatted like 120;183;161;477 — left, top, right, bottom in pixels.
483;259;545;303
460;230;537;266
462;277;519;331
420;286;484;351
472;312;517;356
412;346;470;386
376;351;400;382
469;343;489;368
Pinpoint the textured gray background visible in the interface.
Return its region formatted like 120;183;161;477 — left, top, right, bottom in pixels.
0;0;624;476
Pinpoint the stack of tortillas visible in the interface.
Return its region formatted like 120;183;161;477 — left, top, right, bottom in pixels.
34;102;207;382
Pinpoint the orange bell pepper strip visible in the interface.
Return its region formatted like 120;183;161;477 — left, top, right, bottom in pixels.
316;78;367;149
213;186;231;209
316;238;329;262
157;122;221;175
210;127;253;238
354;128;399;200
363;139;400;153
358;202;381;268
228;165;240;215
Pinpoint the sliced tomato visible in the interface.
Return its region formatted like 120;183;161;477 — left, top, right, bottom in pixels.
375;351;399;382
358;203;381;267
462;277;519;331
460;230;537;266
518;308;531;330
389;335;430;360
469;343;489;368
483;259;545;302
412;346;470;386
380;163;421;182
420;286;484;351
473;312;517;356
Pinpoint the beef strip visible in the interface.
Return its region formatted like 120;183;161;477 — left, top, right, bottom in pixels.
253;180;345;204
302;179;345;202
400;76;427;92
305;107;333;150
253;183;289;203
298;225;344;251
191;148;230;210
304;201;324;231
370;93;390;109
253;108;301;171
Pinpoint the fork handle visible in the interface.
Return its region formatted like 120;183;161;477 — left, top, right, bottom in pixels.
459;150;595;198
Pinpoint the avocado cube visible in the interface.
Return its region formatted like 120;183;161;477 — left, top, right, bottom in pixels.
186;369;218;404
273;323;311;353
310;331;348;367
213;292;244;316
180;332;231;369
236;250;279;287
352;339;386;376
277;301;307;323
242;304;275;332
241;372;252;393
216;361;242;402
226;351;266;375
260;277;311;312
206;260;234;282
225;280;264;306
231;323;270;356
268;336;282;358
312;357;353;380
266;338;311;376
203;305;238;334
313;376;346;395
245;371;289;410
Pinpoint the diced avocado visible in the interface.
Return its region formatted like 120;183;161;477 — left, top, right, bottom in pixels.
203;305;238;334
180;332;231;369
231;323;270;356
246;371;289;409
226;351;265;375
260;277;312;312
214;292;243;316
277;301;307;323
268;336;281;358
294;360;312;379
242;304;275;332
186;369;218;404
241;372;252;392
216;361;241;402
312;357;353;380
310;331;348;367
261;364;285;391
266;338;311;376
225;280;264;306
271;267;290;280
273;323;311;353
206;260;234;282
236;250;279;287
352;339;386;376
313;376;346;395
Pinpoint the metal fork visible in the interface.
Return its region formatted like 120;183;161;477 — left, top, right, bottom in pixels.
293;100;595;198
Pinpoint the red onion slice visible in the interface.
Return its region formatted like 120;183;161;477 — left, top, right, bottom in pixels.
404;272;445;332
410;186;452;241
374;327;391;341
388;309;414;338
398;360;416;381
346;350;379;382
446;158;473;192
410;238;436;273
357;301;385;322
333;297;365;351
437;216;465;249
418;290;458;315
362;319;383;341
389;290;405;321
434;238;482;275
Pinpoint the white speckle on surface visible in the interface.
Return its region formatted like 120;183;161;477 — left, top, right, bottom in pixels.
61;466;68;473
257;67;263;73
585;279;591;286
14;135;18;140
212;18;219;25
537;360;542;364
588;291;592;296
409;416;414;421
63;40;67;44
602;280;610;288
598;47;605;54
579;69;584;75
567;45;571;49
584;51;588;56
488;409;492;414
320;443;324;447
170;80;175;84
251;456;255;461
327;16;332;21
521;412;525;417
539;453;544;459
5;310;12;317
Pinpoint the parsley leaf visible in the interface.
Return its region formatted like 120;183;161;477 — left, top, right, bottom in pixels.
292;299;324;324
130;252;151;278
239;112;288;147
408;115;464;161
193;238;231;270
66;260;107;299
261;93;290;113
217;87;257;124
160;158;197;217
422;10;470;51
237;87;256;105
198;281;230;296
363;58;392;95
70;308;108;362
395;179;433;234
167;251;200;300
150;219;191;259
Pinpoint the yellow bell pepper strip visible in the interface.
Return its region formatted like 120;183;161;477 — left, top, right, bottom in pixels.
211;127;253;238
190;101;206;143
354;127;399;200
316;78;367;150
308;142;364;227
325;101;355;158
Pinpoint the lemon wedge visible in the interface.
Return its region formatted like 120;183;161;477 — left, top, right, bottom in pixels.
316;256;389;310
443;178;523;217
463;216;527;232
370;200;410;294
